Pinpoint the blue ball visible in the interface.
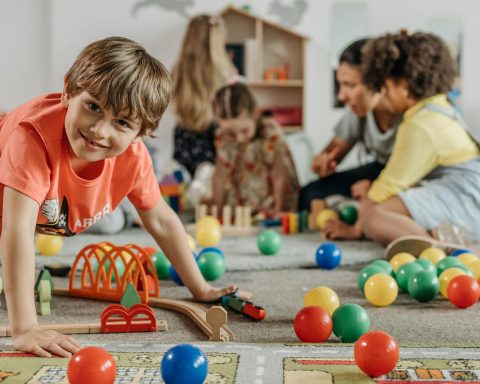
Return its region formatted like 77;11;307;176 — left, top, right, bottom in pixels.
161;344;208;384
451;248;472;257
315;242;341;269
198;247;224;259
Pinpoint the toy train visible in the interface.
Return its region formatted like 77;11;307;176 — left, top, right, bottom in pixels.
220;294;266;321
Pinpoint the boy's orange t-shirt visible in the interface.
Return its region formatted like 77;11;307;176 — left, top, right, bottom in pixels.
0;93;160;236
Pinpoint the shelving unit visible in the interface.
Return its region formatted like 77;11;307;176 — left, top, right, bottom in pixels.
220;6;309;132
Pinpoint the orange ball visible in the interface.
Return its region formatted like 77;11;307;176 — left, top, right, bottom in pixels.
448;275;480;308
67;347;116;384
354;331;399;377
293;306;332;342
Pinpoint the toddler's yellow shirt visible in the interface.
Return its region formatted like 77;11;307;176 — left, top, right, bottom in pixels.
368;94;480;203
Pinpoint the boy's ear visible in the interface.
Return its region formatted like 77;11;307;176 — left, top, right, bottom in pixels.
61;78;70;107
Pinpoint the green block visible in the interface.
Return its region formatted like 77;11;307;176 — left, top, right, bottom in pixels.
34;269;54;291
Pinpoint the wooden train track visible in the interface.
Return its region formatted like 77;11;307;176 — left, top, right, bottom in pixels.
52;287;233;341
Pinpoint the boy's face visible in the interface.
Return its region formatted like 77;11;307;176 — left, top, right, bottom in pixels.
336;62;380;117
217;114;256;144
63;91;143;163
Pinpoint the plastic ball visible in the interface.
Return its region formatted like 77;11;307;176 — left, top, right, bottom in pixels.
468;259;480;280
408;270;439;302
151;251;171;280
170;265;184;286
187;234;197;252
143;246;157;257
448;275;480;308
457;252;478;266
419;247;446;264
414;258;437;275
196;225;221;247
198;247;224;259
439;267;466;298
396;263;424;292
257;230;282;255
303;286;340;316
161;344;208;384
390;252;415;274
197;251;226;281
436;256;465;276
451;248;472;257
92;257;126;283
332;303;370;343
35;234;63;256
67;347;116;384
338;205;357;224
358;265;385;292
293;306;333;342
364;274;398;307
196;215;221;230
316;209;339;230
315;242;341;270
370;259;394;276
354;331;399;377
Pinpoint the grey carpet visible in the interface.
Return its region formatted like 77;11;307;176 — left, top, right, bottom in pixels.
35;228;385;271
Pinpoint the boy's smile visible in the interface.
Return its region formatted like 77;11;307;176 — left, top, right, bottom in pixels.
63;91;143;167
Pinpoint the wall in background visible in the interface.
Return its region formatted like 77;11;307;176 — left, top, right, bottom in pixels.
1;0;479;171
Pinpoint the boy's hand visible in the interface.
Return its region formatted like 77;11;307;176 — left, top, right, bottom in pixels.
13;326;81;358
193;284;252;303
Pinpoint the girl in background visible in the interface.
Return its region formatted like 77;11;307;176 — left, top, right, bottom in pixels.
172;14;237;177
211;83;299;217
358;31;480;245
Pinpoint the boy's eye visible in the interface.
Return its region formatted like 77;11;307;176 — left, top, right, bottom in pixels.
87;102;101;113
116;119;131;129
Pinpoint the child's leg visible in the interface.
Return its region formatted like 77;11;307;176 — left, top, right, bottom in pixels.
361;197;430;246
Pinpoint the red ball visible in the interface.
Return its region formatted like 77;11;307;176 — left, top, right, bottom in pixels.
143;246;157;257
293;306;332;342
448;274;480;308
354;331;399;377
67;347;116;384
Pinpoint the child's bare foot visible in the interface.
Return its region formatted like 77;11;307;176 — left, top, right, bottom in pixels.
323;219;362;240
193;284;252;303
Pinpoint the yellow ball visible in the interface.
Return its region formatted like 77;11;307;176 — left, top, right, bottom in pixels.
35;234;63;256
468;259;480;281
303;286;340;316
187;234;197;252
316;209;339;230
439;267;466;298
196;225;222;247
457;252;478;266
197;215;221;230
364;274;398;307
419;247;446;265
390;252;416;274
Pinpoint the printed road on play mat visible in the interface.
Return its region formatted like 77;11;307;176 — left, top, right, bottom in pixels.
1;342;480;383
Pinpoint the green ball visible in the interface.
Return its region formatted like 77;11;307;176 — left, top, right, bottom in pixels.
396;262;423;292
436;256;464;276
151;251;171;280
257;230;282;255
358;265;385;292
414;258;437;275
337;205;358;224
332;303;370;342
370;259;394;276
197;251;226;281
408;270;439;302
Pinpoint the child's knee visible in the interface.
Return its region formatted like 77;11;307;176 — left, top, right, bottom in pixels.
359;202;383;239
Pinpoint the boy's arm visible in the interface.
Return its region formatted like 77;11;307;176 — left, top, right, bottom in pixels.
138;197;243;301
1;187;80;357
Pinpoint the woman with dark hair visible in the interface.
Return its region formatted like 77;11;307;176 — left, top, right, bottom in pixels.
358;31;480;246
298;38;402;239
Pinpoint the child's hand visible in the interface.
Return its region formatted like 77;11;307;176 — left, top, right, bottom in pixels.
193;284;252;303
13;326;81;358
351;179;372;200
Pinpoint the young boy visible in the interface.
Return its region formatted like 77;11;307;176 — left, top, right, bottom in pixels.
0;36;241;358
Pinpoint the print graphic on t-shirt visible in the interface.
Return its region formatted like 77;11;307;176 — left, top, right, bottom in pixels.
37;197;75;237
